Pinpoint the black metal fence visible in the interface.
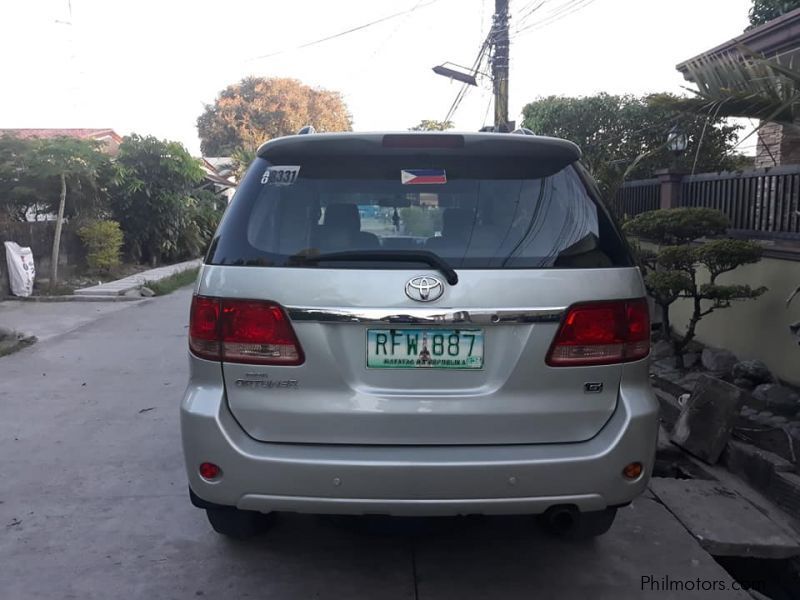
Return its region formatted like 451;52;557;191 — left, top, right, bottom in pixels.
615;179;660;216
680;165;800;236
615;165;800;239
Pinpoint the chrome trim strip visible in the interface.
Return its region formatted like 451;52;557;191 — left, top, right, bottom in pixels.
286;306;565;325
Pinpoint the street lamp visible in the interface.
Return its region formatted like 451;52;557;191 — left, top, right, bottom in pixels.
666;125;689;157
432;63;478;87
666;125;688;170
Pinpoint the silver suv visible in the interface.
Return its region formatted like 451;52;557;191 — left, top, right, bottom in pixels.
181;131;658;540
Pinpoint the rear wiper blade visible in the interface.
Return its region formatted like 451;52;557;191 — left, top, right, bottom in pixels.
299;250;458;285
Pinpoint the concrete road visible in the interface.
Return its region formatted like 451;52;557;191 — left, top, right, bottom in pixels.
1;288;750;599
0;298;144;342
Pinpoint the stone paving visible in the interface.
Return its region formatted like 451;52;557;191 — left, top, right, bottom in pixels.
73;258;201;296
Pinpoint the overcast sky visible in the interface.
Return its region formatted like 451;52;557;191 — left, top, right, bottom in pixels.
2;0;752;155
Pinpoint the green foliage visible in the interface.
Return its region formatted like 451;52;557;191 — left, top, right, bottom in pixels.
197;77;352;156
409;120;454;131
0;135;108;222
29;136;105;181
645;270;694;306
748;0;800;28
78;220;124;273
623;208;729;245
231;146;256;179
1;132;224;272
0;135;34;221
656;245;696;272
664;50;800;129
696;239;764;279
399;207;442;237
175;191;225;260
699;283;767;305
109;134;209;265
520;93;742;198
625;207;766;364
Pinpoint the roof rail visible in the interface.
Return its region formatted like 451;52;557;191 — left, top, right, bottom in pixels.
297;125;316;135
511;127;535;136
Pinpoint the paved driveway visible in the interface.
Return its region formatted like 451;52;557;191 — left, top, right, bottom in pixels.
1;289;749;599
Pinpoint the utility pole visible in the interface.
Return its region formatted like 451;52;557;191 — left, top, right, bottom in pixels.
432;0;513;130
492;0;510;131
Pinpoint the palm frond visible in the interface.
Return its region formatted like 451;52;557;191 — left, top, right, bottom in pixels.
672;45;800;126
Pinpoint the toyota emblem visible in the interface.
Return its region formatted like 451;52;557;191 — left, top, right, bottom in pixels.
405;276;444;302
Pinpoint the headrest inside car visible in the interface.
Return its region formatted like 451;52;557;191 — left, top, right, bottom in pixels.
323;204;360;233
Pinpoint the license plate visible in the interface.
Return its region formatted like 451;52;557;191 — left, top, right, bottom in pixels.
366;329;484;369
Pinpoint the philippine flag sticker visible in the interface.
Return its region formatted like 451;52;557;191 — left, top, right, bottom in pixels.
401;169;447;185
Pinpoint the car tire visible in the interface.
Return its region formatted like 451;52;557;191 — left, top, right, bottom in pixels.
539;506;617;540
205;507;273;540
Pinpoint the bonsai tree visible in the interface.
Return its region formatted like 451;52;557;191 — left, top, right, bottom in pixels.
624;208;766;368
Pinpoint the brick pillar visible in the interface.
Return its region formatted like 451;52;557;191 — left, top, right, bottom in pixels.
654;169;684;209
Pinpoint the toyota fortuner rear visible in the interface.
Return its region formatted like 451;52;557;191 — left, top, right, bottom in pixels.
180;131;659;540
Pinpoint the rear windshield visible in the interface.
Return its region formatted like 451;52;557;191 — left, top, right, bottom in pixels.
207;155;631;269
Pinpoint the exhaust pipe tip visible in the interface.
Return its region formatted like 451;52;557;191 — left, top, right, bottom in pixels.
543;505;579;534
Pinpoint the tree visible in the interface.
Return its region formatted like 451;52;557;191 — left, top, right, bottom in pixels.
109;135;206;265
0;135;34;222
624;208;766;368
197;77;352;156
409;120;454;131
0;136;109;224
520;93;741;198
748;0;800;28
662;48;800;347
658;49;799;130
26;137;106;287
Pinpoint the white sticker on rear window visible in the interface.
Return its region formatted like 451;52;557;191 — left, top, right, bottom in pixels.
261;166;301;186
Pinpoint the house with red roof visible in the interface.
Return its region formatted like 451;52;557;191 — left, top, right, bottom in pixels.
0;128;124;155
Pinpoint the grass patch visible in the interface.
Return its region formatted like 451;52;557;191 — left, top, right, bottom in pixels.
145;267;199;296
0;333;37;358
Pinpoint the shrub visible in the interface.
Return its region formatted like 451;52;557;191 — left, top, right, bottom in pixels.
622;208;728;244
171;191;225;261
78;220;124;273
624;208;766;368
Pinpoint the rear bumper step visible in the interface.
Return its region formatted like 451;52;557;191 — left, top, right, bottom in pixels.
237;493;605;516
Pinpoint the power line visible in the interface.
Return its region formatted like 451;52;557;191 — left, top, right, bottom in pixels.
248;0;445;61
513;0;586;35
512;0;597;37
351;0;428;74
443;30;495;123
514;0;588;32
481;91;494;128
515;0;547;28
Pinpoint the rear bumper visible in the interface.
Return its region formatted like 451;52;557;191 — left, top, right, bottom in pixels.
181;362;658;516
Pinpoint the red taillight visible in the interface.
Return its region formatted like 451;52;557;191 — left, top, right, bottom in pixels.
189;296;304;365
220;300;304;365
546;299;650;367
189;296;220;360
